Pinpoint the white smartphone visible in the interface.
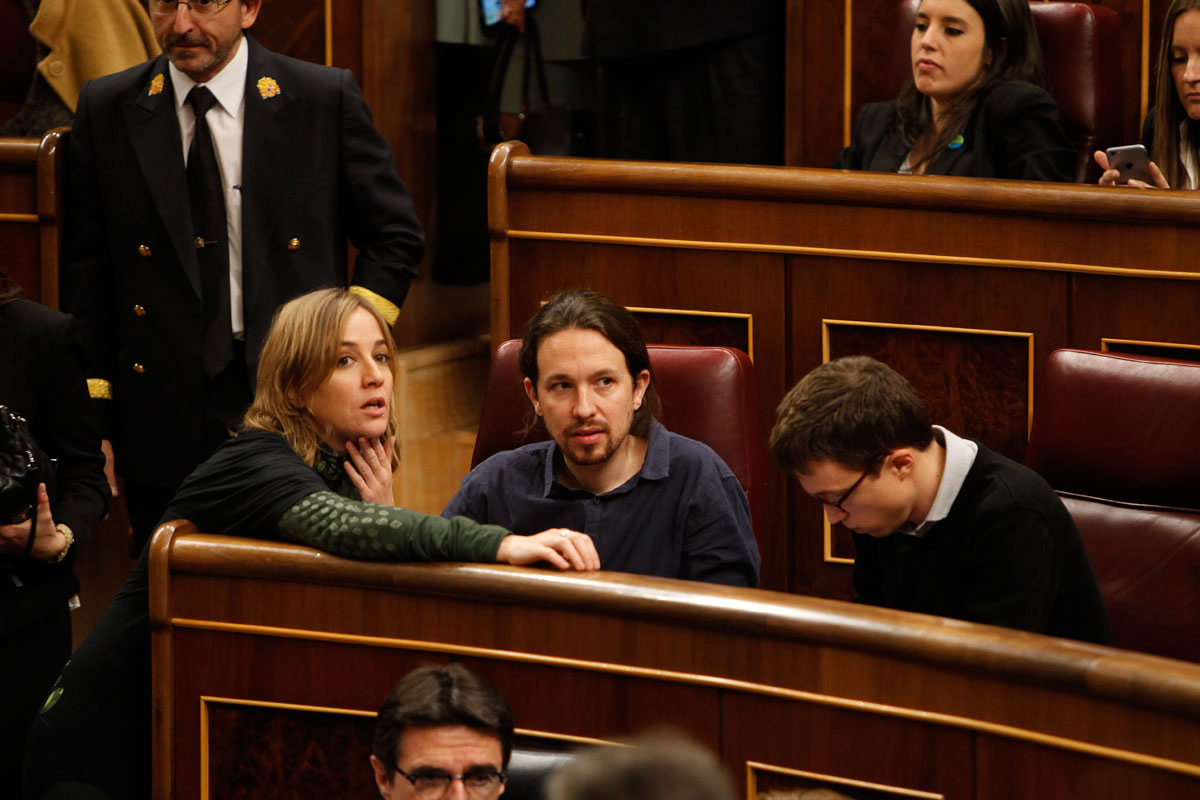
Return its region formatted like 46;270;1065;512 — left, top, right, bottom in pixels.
1105;144;1153;185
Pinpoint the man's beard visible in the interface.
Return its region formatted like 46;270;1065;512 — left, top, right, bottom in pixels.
561;422;623;467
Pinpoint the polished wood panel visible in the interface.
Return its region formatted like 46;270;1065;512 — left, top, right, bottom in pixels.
151;528;1200;799
487;145;1200;597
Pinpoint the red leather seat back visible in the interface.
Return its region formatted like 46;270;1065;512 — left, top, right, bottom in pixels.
471;340;766;543
1026;349;1200;662
1026;349;1200;509
1060;496;1200;662
887;0;1122;182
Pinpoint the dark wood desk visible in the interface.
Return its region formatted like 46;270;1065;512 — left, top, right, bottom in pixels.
486;142;1200;596
151;525;1200;799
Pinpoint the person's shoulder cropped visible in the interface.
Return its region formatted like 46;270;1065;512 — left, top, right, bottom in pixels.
0;297;109;542
835;80;1075;182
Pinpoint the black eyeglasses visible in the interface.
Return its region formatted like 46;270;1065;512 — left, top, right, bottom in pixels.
396;766;506;799
822;454;887;513
148;0;234;17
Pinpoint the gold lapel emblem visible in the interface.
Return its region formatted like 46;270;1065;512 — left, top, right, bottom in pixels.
257;77;281;99
148;73;164;96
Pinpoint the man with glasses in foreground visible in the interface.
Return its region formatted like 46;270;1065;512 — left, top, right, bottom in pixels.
371;664;512;800
770;356;1110;644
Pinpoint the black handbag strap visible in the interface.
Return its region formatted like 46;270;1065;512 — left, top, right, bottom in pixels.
483;15;553;145
519;16;552;113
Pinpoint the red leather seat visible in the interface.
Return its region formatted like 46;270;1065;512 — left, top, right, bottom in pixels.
1025;349;1200;662
471;340;766;544
887;0;1122;182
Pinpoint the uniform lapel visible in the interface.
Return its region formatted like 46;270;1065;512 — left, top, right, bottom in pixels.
124;56;202;300
240;37;302;329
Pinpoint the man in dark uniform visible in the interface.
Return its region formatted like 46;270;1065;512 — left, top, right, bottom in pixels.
62;0;423;549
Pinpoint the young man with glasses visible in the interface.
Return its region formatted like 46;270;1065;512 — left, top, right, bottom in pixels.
770;356;1110;644
370;664;513;800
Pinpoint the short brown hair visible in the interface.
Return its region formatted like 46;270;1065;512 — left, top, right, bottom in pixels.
546;730;734;800
242;288;401;467
769;356;933;474
372;664;514;779
518;290;660;436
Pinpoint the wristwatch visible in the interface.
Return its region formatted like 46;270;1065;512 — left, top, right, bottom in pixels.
51;524;75;563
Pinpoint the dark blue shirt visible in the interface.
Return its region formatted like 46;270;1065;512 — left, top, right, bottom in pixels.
443;421;760;586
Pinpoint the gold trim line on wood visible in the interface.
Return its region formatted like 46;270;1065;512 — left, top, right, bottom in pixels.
626;304;755;362
201;695;376;718
0;213;37;222
516;728;620;747
169;617;1200;777
1101;337;1200;353
504;230;1200;281
844;0;853;147
324;0;333;66
1142;0;1151;123
747;761;945;800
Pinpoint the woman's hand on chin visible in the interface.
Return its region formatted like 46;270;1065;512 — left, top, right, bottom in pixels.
496;529;601;571
344;437;395;506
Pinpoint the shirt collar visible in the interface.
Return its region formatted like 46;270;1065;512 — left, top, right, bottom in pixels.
898;425;978;538
541;419;668;497
169;33;249;117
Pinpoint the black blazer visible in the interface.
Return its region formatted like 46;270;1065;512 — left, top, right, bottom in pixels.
834;81;1075;182
62;36;424;489
0;297;109;637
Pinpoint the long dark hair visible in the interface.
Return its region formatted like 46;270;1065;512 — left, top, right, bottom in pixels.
1152;0;1200;189
895;0;1045;169
518;290;661;437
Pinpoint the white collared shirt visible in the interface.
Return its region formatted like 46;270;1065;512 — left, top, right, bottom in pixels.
899;425;978;538
168;36;248;338
1180;122;1199;190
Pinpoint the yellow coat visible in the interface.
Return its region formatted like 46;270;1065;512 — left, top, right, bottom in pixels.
30;0;160;113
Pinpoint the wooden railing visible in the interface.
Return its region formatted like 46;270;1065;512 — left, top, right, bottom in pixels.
151;524;1200;799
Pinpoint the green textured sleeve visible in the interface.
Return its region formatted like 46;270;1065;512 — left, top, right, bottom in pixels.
277;491;510;562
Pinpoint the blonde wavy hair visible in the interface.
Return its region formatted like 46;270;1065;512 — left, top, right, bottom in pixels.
242;288;401;469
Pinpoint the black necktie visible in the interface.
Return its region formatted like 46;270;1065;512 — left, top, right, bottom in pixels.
186;85;234;379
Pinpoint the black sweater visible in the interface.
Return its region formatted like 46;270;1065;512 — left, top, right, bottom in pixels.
852;442;1111;645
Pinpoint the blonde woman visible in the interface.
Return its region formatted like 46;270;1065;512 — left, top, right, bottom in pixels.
25;288;597;800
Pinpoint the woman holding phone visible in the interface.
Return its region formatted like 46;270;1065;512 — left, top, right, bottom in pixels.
24;288;599;799
1095;0;1200;188
835;0;1074;180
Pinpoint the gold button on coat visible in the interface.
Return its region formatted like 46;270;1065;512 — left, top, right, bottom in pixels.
287;238;301;251
137;245;151;257
133;305;147;317
132;363;146;374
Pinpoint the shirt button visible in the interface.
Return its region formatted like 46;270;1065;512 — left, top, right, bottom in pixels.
137;245;152;257
132;363;146;374
287;237;301;251
133;305;147;317
49;61;65;77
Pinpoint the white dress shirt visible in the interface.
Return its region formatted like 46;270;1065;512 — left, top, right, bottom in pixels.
900;425;979;538
168;36;248;338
